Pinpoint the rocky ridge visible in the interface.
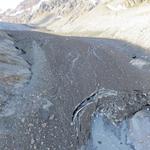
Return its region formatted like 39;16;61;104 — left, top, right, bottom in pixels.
0;0;149;25
0;0;100;23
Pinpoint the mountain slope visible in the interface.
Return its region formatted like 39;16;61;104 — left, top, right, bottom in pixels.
0;0;150;40
0;0;100;23
0;0;149;23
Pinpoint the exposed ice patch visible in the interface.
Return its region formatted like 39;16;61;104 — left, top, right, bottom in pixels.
86;113;132;150
127;109;150;150
85;108;150;150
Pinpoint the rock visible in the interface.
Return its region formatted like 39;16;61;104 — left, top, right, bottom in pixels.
0;0;101;24
124;0;147;7
0;34;31;89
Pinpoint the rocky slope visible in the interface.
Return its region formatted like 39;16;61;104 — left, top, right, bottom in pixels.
0;0;149;24
0;0;100;23
0;30;31;90
0;0;40;23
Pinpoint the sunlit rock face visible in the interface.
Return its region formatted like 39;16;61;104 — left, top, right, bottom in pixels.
128;108;150;150
124;0;148;7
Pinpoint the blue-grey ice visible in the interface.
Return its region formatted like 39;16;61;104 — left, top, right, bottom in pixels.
85;108;150;150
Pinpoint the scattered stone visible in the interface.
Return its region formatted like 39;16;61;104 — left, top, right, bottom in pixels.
31;138;35;145
41;123;47;128
49;114;55;120
42;100;53;111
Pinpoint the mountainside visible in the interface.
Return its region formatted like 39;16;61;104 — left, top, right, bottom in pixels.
1;0;149;54
0;0;148;23
1;1;150;50
0;0;150;32
0;0;40;23
0;0;100;23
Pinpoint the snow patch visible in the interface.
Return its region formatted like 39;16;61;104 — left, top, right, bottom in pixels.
130;59;150;69
9;10;24;16
107;4;126;11
89;0;100;5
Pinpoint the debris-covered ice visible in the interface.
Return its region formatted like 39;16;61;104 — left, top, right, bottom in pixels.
73;88;150;150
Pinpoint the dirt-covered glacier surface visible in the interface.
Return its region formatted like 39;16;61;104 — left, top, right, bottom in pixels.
0;30;150;150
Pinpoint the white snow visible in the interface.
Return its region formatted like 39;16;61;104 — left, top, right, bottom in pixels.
107;4;126;11
0;0;23;11
130;59;150;69
31;0;49;14
9;10;24;16
89;0;100;5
